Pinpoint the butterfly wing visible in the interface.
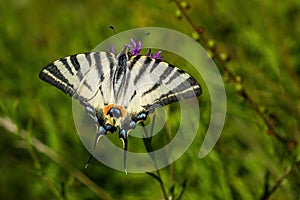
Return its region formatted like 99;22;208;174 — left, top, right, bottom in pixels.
39;50;202;167
39;52;117;107
119;55;202;117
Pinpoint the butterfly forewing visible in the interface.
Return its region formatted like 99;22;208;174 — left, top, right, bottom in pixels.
122;55;202;115
39;52;117;104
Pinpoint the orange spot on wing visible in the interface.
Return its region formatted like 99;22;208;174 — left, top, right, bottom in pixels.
104;104;113;115
104;104;127;117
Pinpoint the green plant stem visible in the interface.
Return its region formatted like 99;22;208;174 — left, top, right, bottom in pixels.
164;107;176;198
173;0;287;145
25;129;64;200
176;179;187;200
146;172;168;200
142;120;168;200
0;116;113;200
172;0;298;196
260;166;293;200
165;107;175;185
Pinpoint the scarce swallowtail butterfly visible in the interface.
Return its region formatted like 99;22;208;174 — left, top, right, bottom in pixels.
39;38;202;167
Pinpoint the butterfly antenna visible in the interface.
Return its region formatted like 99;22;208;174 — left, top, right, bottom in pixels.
109;25;124;45
140;32;151;45
109;25;117;34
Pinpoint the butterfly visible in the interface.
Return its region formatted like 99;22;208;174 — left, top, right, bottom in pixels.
39;39;202;165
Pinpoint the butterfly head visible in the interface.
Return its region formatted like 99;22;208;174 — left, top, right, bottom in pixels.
116;46;132;67
112;38;163;67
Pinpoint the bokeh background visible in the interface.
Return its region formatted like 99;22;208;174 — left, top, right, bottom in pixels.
1;0;299;199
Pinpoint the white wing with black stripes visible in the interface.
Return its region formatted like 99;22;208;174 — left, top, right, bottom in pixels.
116;55;202;116
39;52;115;103
39;45;202;157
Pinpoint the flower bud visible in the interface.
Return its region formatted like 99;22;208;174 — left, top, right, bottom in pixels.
175;10;182;20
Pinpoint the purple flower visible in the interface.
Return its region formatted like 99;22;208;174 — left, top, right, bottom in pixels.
108;45;115;54
146;49;163;61
128;38;163;60
130;38;142;56
109;38;163;61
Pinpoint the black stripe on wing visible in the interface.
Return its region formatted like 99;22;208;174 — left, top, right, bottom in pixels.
39;63;75;96
142;62;202;110
93;52;105;82
133;56;152;84
70;55;81;71
153;78;201;106
60;57;74;75
39;52;108;97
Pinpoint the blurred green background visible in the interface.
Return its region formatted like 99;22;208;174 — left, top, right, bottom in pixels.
1;0;300;199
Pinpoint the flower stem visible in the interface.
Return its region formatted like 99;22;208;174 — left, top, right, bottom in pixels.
172;0;291;148
141;118;169;199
